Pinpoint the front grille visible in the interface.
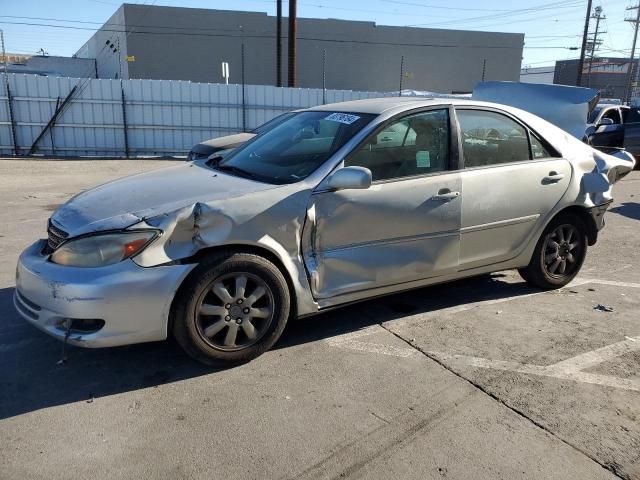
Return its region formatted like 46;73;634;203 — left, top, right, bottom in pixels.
46;220;69;253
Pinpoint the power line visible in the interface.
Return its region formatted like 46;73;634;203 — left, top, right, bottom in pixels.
428;8;587;33
405;0;583;28
377;0;513;12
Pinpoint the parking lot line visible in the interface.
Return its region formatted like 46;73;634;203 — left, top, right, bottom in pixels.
429;346;640;393
584;278;640;289
548;336;640;373
325;278;640;390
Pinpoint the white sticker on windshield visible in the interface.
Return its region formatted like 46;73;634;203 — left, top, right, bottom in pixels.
324;113;361;125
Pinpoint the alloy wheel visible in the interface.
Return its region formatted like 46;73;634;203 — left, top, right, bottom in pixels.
195;272;275;351
542;224;583;278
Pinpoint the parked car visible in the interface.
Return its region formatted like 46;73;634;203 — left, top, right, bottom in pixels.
15;98;635;366
586;103;640;164
187;112;295;161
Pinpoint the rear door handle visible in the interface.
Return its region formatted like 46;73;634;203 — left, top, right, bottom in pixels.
543;172;565;183
432;190;461;201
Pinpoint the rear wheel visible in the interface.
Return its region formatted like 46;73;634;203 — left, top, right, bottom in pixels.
518;213;587;289
172;252;290;366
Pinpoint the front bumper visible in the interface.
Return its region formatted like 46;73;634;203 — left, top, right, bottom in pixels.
14;240;195;348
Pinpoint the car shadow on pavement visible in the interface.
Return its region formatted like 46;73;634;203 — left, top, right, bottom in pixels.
277;273;537;349
0;274;538;420
609;202;640;221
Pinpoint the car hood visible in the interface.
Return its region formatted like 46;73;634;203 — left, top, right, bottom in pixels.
199;133;256;150
51;161;278;236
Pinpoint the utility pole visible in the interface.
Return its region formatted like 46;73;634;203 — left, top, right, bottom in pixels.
625;4;640;104
288;0;297;87
276;0;282;87
586;6;605;88
576;0;592;87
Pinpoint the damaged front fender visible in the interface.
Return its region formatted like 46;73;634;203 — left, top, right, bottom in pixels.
131;188;320;317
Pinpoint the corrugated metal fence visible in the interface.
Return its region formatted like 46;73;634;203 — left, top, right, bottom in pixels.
0;74;389;157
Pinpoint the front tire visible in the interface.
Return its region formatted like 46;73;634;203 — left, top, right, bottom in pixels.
518;213;587;289
172;252;290;366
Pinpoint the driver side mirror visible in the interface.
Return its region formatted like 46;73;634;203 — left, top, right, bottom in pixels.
597;118;615;127
326;166;372;191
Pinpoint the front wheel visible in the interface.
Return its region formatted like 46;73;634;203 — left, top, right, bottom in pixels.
172;252;290;366
518;213;587;289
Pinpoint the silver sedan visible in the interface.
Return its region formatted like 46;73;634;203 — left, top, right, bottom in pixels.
15;98;635;365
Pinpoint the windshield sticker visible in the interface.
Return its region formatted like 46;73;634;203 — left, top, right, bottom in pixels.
324;113;361;125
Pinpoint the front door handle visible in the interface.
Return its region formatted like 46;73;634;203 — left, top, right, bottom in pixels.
432;190;461;201
543;171;565;183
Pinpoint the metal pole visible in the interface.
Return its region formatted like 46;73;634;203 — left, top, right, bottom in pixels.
241;42;246;132
1;30;18;155
288;0;297;87
276;0;282;87
576;0;593;86
120;82;130;158
399;56;404;96
29;85;78;155
50;97;60;156
6;84;18;156
482;59;487;82
625;4;640;104
322;48;326;104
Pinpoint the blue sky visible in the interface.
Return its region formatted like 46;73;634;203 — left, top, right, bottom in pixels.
0;0;635;69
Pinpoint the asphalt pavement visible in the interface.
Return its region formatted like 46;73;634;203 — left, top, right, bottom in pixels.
0;159;638;480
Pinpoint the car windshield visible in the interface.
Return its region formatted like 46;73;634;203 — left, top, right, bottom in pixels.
216;111;375;184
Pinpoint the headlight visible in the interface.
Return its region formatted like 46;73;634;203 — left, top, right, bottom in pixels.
50;230;159;267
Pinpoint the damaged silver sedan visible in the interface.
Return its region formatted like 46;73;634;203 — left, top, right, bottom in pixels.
14;98;635;365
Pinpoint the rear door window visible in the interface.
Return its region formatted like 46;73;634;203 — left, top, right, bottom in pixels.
456;109;530;167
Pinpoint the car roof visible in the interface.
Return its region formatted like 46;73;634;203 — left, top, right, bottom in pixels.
306;96;509;115
307;97;437;114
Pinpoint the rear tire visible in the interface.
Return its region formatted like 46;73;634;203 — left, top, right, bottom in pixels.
518;213;587;289
172;251;290;366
